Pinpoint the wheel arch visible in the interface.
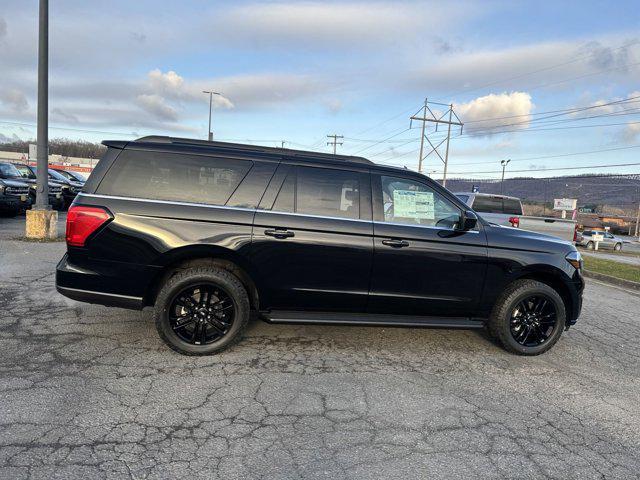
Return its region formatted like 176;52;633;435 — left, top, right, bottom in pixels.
144;245;262;310
513;266;576;324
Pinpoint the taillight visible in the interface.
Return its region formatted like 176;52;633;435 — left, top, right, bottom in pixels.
66;206;112;247
509;216;520;227
573;224;578;242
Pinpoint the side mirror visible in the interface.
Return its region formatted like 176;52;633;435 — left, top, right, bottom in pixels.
458;210;478;231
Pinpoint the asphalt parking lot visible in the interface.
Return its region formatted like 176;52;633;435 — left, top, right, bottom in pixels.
1;215;640;479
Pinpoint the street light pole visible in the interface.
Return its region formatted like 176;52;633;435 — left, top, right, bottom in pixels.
202;90;221;141
500;159;510;195
25;0;57;239
35;0;49;210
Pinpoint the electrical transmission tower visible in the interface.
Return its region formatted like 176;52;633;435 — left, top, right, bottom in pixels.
326;134;344;155
410;99;463;186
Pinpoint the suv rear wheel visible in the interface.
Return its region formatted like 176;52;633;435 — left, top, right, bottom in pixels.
488;279;566;355
153;266;250;355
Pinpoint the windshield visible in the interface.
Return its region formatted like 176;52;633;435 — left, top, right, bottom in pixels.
15;164;36;179
0;163;22;178
49;169;69;182
62;170;86;182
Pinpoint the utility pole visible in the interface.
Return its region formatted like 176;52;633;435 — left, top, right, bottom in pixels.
417;99;427;173
26;0;57;239
500;159;511;195
327;134;343;154
281;140;286;148
635;187;640;239
35;0;49;210
410;100;463;183
202;90;221;141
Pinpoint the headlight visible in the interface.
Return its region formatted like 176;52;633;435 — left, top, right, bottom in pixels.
0;186;5;194
30;184;36;189
565;251;582;270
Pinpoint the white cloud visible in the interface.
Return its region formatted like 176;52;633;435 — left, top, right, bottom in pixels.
0;17;7;41
407;38;640;95
0;88;28;113
136;94;179;122
621;122;640;143
455;92;534;135
215;1;478;49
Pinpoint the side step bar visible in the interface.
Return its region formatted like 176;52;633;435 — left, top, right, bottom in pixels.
262;311;486;329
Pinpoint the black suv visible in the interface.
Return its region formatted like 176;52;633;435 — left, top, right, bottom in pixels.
56;136;584;356
12;163;65;210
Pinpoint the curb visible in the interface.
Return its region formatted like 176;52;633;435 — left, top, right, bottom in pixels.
583;270;640;291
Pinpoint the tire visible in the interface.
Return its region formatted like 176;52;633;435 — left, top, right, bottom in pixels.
614;243;622;251
586;241;594;250
488;279;566;355
153;266;250;355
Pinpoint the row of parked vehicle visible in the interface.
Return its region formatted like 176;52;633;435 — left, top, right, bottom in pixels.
0;161;86;216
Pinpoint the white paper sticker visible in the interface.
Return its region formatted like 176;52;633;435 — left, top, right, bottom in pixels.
392;190;434;219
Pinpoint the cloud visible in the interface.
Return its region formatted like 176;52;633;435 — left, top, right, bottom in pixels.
135;94;179;121
455;92;534;136
214;1;478;49
0;17;7;41
621;122;640;143
51;108;79;123
0;88;29;113
406;38;640;95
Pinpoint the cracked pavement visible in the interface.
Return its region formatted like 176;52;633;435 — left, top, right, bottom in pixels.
1;217;639;479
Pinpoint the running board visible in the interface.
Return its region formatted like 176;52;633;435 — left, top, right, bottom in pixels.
262;311;485;329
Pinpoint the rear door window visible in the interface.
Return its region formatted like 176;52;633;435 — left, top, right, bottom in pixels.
296;166;360;219
502;198;523;215
471;196;504;213
96;150;252;206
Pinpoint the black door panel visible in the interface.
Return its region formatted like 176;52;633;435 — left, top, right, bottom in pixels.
370;222;487;315
252;212;373;312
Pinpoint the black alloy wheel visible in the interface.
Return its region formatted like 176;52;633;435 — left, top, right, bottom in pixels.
169;284;235;345
509;294;558;347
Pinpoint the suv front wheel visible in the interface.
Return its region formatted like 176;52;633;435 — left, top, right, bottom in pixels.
153;266;250;355
488;279;566;355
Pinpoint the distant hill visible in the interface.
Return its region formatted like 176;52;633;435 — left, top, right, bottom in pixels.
445;174;640;214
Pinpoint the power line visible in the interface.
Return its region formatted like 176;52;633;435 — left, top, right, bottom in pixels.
434;40;640;101
447;161;640;176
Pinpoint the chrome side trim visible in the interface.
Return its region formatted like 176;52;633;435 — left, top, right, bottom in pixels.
77;193;257;213
373;221;480;234
256;209;372;224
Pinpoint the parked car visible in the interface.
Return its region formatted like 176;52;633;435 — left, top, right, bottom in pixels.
56;169;87;183
576;230;623;251
38;167;84;208
57;136;584;356
455;192;577;242
12;163;65;210
0;167;32;216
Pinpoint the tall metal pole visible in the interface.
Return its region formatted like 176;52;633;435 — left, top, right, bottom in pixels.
442;104;453;187
207;92;213;141
417;99;427;173
635;187;640;238
202;91;221;141
500;159;510;195
35;0;49;209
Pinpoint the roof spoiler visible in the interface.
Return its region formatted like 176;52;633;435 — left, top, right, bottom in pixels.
101;140;128;149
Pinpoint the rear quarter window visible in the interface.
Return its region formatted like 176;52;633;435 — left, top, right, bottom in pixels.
502;198;523;215
471;195;504;213
96;150;252;206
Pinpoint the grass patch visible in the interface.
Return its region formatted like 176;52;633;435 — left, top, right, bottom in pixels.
583;256;640;283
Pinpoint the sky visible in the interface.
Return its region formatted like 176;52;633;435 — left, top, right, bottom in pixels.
0;0;639;179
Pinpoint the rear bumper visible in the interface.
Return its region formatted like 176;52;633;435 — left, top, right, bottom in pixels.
56;253;160;310
56;285;143;309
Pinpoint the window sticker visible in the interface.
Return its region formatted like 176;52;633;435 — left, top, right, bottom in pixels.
392;190;434;219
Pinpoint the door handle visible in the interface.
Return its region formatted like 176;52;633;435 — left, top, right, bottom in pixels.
382;239;409;248
264;229;295;239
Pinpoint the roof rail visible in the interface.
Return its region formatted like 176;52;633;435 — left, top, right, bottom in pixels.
134;135;373;165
